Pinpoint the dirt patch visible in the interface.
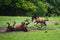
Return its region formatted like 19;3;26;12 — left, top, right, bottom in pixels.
46;21;57;24
0;27;59;33
0;27;7;33
0;21;59;33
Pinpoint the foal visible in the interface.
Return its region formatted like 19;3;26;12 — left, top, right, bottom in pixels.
14;21;29;32
32;17;48;27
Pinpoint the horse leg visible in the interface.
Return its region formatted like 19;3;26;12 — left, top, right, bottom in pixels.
10;27;14;31
34;22;38;27
6;27;11;32
41;23;43;27
23;27;28;32
43;21;47;26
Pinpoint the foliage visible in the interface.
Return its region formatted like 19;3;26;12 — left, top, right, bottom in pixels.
0;0;60;16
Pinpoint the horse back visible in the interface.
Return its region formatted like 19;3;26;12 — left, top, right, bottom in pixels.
14;24;21;29
36;18;45;22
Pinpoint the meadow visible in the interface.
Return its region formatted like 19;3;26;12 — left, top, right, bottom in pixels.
0;16;60;40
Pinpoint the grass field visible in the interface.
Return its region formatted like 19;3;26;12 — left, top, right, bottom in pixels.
0;16;60;40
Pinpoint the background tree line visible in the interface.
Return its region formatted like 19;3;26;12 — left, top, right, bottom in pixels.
0;0;60;16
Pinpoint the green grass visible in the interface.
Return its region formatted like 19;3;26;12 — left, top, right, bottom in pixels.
0;30;60;40
0;16;60;28
0;16;60;40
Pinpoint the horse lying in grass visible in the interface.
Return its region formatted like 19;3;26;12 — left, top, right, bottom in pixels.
6;21;29;32
32;16;48;27
14;22;29;32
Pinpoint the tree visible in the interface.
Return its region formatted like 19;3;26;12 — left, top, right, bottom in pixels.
0;0;60;16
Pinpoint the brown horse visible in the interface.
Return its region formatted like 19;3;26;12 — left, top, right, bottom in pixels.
6;21;29;32
14;22;29;32
32;16;48;27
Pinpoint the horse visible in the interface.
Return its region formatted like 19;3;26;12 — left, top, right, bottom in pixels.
13;20;30;32
32;16;48;27
14;22;28;32
6;21;29;32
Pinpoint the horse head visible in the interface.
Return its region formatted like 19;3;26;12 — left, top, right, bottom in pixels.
32;14;38;22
